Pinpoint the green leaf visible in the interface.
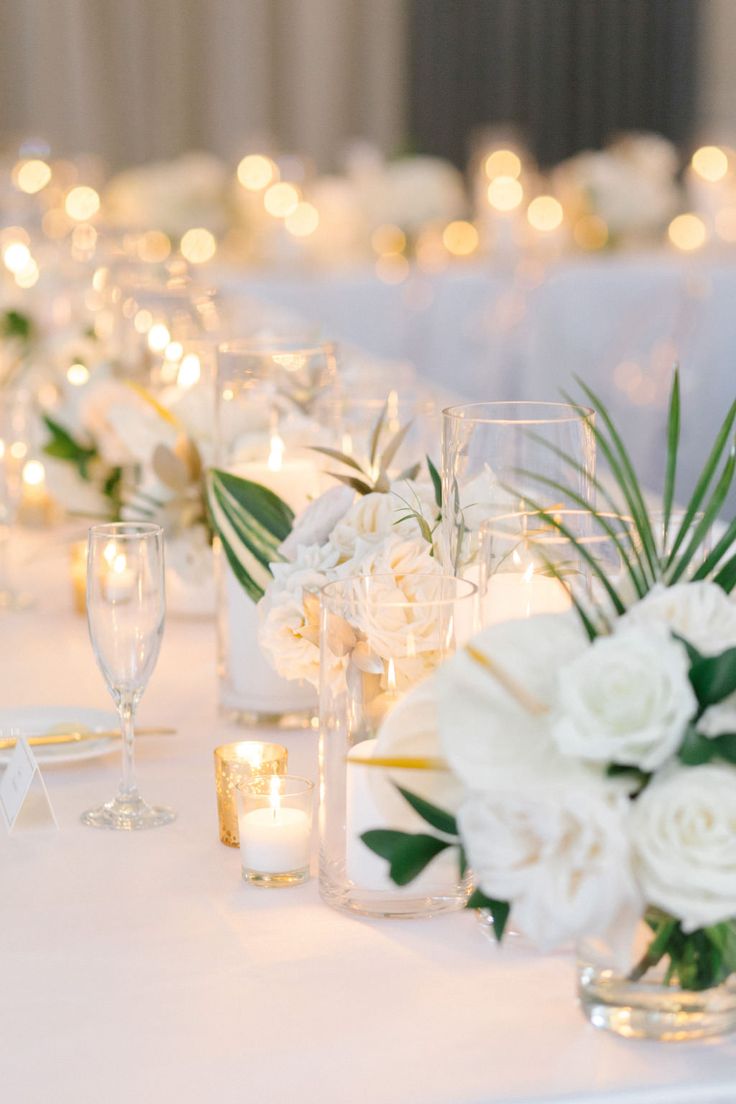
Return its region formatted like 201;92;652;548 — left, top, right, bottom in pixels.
326;471;374;496
605;762;650;793
368;401;388;468
514;467;648;600
692;517;736;582
524;430;655;589
378;420;413;476
2;309;33;343
207;469;293;602
426;455;442;509
705;921;736;978
667;446;736;585
715;553;736;594
711;733;736;764
689;646;736;707
519;493;627;615
678;724;717;766
662;369;680;551
567;382;660;578
396;462;421;482
467;890;510;941
666;398;736;567
309;446;366;475
395;786;458;836
360;829;451;886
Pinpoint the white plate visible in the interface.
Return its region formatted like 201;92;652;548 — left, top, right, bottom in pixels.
0;706;119;765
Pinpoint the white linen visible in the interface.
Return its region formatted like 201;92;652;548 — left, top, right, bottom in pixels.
2;529;736;1104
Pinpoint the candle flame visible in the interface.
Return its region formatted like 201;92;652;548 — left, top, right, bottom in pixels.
267;433;285;472
523;562;535;583
386;657;397;692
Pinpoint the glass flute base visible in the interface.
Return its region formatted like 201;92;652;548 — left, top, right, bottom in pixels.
242;867;309;888
81;793;176;831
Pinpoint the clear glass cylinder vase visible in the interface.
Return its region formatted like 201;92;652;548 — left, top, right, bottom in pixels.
215;338;338;725
318;573;478;919
577;921;736;1042
440;401;596;580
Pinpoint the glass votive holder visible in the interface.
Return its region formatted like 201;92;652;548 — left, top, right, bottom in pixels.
237;775;314;888
214;741;288;847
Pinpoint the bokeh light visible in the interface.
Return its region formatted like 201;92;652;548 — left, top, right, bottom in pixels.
484;150;522;180
285;201;319;237
371;224;406;256
691;146;729;183
237;154;277;191
66;362;90;386
573;214;609;250
65;185;100;221
264;182;300;218
527;195;564;232
15;159;52;194
442;220;479;256
180;227;217;264
487;176;523;212
668;213;707;252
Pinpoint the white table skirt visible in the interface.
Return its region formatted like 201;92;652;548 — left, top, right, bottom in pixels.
2;529;736;1104
222;251;736;516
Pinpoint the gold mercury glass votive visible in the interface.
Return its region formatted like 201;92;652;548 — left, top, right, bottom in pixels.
214;741;288;847
70;540;87;615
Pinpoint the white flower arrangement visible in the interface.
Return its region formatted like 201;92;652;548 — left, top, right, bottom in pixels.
362;371;736;994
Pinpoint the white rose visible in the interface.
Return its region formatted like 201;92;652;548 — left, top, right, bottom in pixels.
552;624;697;771
619;582;736;657
258;542;341;688
331;491;401;559
438;613;588;791
280;485;355;560
631;764;736;930
459;776;640;950
344;537;445;681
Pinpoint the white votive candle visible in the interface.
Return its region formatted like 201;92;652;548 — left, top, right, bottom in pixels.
240;807;310;873
238;775;313;886
483;569;571;625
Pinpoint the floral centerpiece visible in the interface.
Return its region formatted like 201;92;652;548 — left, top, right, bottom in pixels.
208;404;444;696
360;373;736;1041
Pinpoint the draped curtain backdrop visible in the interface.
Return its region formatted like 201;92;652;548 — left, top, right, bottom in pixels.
0;0;407;170
409;0;701;167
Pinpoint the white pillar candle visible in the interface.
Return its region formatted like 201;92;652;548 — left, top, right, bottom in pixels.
483;569;571;626
239;807;310;874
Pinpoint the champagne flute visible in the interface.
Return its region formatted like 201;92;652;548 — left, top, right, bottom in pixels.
82;522;175;830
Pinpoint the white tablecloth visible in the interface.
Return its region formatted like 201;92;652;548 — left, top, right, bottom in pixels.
3;530;736;1104
223;252;736;516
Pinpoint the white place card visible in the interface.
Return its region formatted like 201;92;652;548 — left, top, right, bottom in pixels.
0;735;58;832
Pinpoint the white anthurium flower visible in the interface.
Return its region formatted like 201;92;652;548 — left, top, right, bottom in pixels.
77;379;176;467
552;623;697;771
43;456;113;518
631;764;736;931
438;613;588;791
458;774;641;951
279;485;355;560
619;581;736;657
371;675;466;816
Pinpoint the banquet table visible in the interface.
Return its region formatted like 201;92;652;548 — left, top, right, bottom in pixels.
224;250;736;516
3;528;736;1104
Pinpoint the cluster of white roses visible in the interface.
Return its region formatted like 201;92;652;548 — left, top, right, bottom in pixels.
258;478;442;689
401;580;736;951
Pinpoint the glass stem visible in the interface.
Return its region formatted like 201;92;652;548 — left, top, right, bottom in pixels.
117;695;138;801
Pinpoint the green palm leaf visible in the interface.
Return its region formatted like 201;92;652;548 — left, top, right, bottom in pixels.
662;368;681;550
667;447;736;584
